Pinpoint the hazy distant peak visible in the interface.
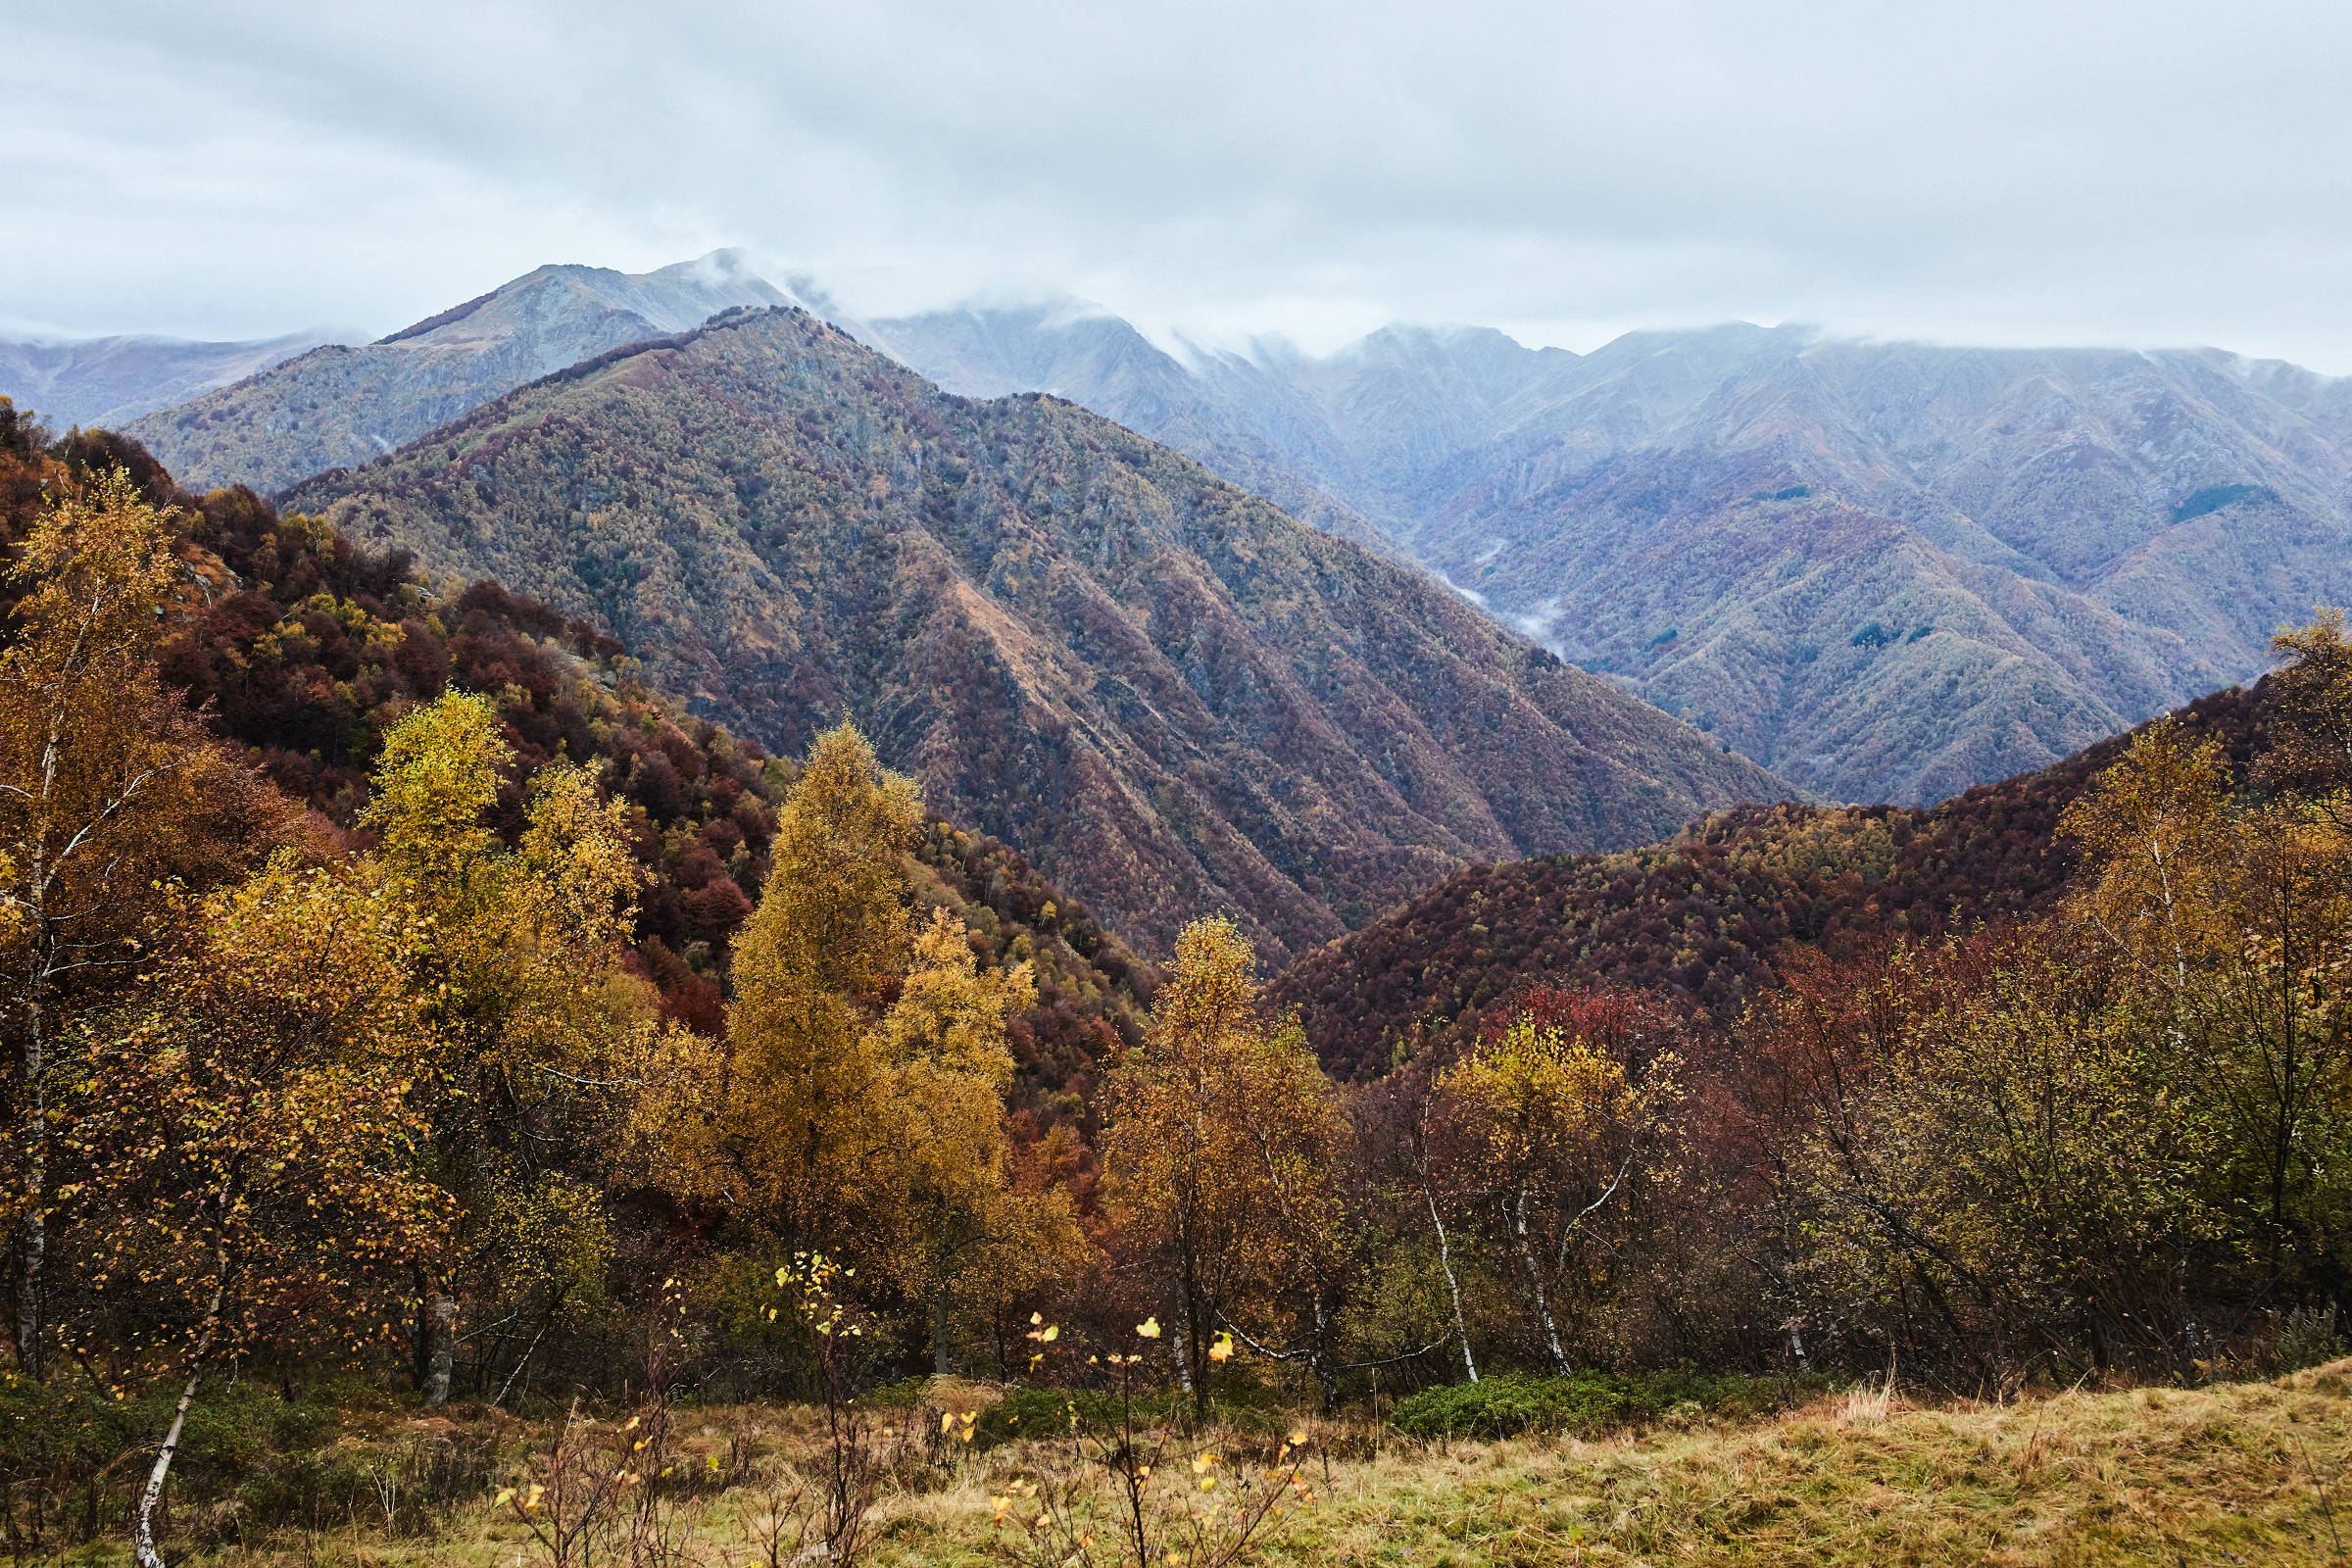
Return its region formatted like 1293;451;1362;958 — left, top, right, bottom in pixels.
124;248;802;492
1340;320;1542;357
648;246;778;287
1;325;361;351
849;292;1184;400
951;289;1121;330
1586;320;1813;360
0;325;364;427
1221;331;1308;369
2192;345;2352;394
1145;331;1257;374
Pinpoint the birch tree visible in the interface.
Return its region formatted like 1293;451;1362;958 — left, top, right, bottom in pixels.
66;857;448;1567
0;468;265;1379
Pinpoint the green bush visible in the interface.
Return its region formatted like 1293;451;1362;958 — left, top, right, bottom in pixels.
977;1384;1083;1446
1388;1368;1794;1440
867;1374;937;1409
972;1383;1206;1447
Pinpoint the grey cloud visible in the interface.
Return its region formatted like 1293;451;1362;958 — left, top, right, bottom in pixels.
9;0;2352;366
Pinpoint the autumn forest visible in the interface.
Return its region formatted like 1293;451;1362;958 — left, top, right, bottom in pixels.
9;390;2352;1564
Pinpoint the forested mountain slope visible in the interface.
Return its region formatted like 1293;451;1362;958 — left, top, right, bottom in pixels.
868;307;2352;806
856;300;1404;558
282;307;1791;963
0;402;1147;1138
1268;679;2267;1078
122;251;792;493
89;261;2347;812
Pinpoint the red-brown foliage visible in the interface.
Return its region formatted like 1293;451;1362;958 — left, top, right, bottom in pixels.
1271;684;2265;1079
0;413;1152;1138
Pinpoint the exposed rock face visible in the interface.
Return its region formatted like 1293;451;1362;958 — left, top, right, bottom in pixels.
124;252;793;493
0;327;356;429
286;308;1793;964
864;310;2352;805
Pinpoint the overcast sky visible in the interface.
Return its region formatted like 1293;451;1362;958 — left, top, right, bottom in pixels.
11;0;2352;366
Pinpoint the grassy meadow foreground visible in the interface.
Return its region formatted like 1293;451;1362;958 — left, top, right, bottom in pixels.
26;1360;2352;1566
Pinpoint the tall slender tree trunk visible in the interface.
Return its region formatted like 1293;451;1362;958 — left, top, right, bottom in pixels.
931;1215;954;1376
410;1270;430;1389
1170;1259;1200;1414
133;1281;221;1568
17;687;67;1382
1171;1225;1211;1417
2274;947;2298;1267
1420;1152;1477;1383
1512;1188;1571;1375
420;1292;455;1407
15;957;46;1381
1308;1295;1340;1412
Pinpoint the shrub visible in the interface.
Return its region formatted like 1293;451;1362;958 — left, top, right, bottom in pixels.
2269;1303;2346;1374
1391;1373;1635;1439
977;1386;1093;1447
971;1382;1218;1448
1388;1368;1792;1440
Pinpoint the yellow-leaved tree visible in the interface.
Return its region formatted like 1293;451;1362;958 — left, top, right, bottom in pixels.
1101;914;1346;1415
2065;705;2352;1275
359;690;657;1404
1436;999;1683;1375
66;855;450;1568
0;468;283;1381
2262;609;2352;813
640;724;1063;1370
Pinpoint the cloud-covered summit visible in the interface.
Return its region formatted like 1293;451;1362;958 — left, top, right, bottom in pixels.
13;1;2352;368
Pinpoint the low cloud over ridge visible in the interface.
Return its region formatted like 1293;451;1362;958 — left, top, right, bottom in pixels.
10;1;2352;367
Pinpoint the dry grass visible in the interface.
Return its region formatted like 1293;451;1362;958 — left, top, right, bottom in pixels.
125;1360;2352;1566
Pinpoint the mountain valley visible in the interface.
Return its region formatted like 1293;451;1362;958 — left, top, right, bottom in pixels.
29;253;2352;813
278;306;1789;964
864;307;2352;804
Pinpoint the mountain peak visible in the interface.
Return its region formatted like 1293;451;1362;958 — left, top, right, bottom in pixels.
282;305;1793;962
123;251;797;492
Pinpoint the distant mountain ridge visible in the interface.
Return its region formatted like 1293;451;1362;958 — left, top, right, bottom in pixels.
860;307;2352;805
0;327;358;428
283;306;1791;964
49;252;2352;809
121;251;795;493
848;300;1408;560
